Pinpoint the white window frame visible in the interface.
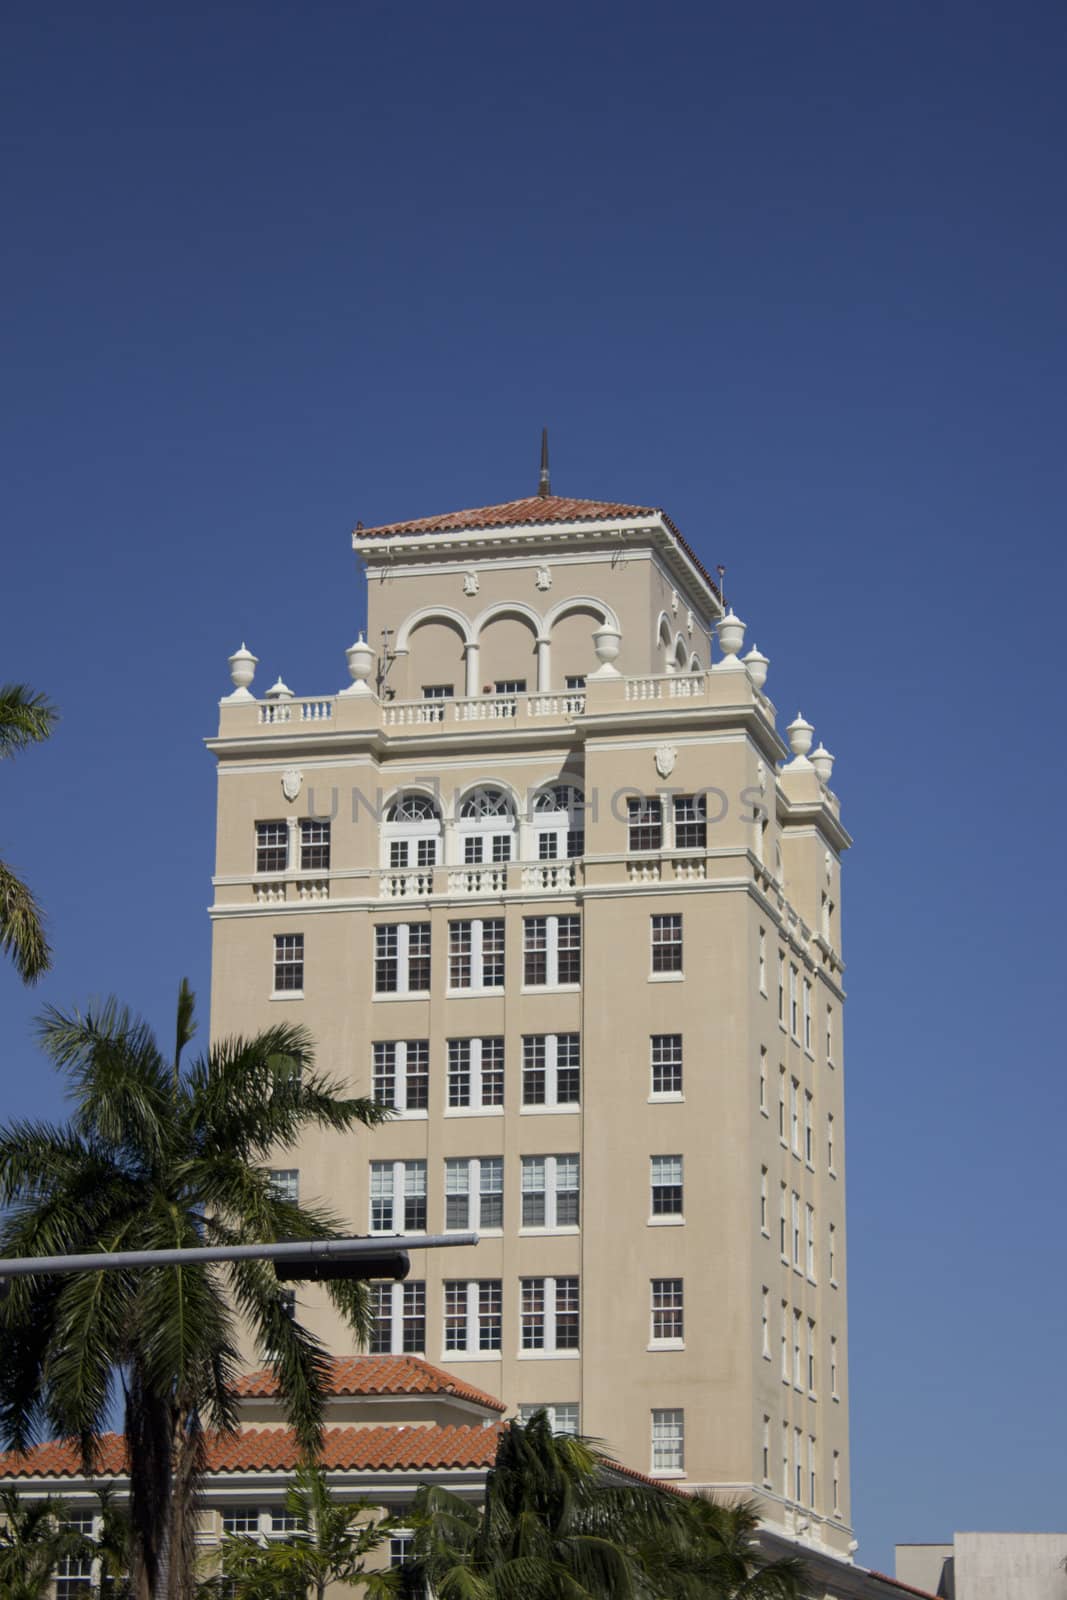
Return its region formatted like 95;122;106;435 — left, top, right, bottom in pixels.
521;1033;580;1110
804;1089;814;1166
793;1308;803;1389
790;1076;800;1154
650;1033;683;1099
369;1280;427;1355
758;926;767;994
522;914;581;988
791;1190;801;1268
807;1318;817;1395
827;1112;836;1175
445;1155;504;1233
446;1035;505;1113
256;820;289;874
651;1408;685;1474
372;1039;429;1116
803;978;812;1051
518;1401;579;1435
830;1334;839;1399
519;1275;580;1355
789;965;799;1038
442;1278;502;1357
520;1154;580;1232
268;1168;299;1203
373;923;431;996
382;794;442;870
299;817;330;872
272;933;304;997
369;1159;427;1235
759;1166;769;1235
649;1277;684;1348
829;1221;838;1285
650;913;683;977
761;1286;771;1360
448;917;505;991
650;1154;684;1223
806;1204;817;1280
759;1046;768;1116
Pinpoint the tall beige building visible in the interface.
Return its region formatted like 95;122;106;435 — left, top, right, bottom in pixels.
207;480;853;1557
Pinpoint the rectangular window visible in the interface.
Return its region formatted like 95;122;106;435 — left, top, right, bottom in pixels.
827;1113;835;1174
447;1036;504;1110
650;914;683;974
256;821;288;873
808;1434;816;1507
495;679;526;694
806;1204;816;1279
268;1168;299;1203
759;927;767;994
778;1067;787;1143
372;1040;429;1113
779;1183;788;1260
782;1423;790;1499
390;1532;415;1569
791;1191;801;1267
521;1154;580;1229
780;1302;789;1381
523;915;581;987
793;1309;803;1388
369;1160;427;1234
651;1155;683;1218
628;797;663;852
778;953;785;1023
443;1279;502;1353
759;1046;767;1115
222;1507;261;1535
830;1335;839;1398
463;834;483;865
804;1091;814;1165
369;1281;426;1354
826;1005;834;1065
760;1166;769;1235
299;818;330;871
761;1286;770;1359
448;918;505;990
522;1034;581;1108
803;979;812;1050
445;1156;503;1232
790;1077;800;1153
273;933;304;994
520;1275;580;1352
789;966;799;1038
762;1416;771;1483
833;1450;841;1515
829;1222;837;1284
651;1408;684;1473
807;1318;817;1393
538;831;559;860
422;684;454;699
564;675;586;691
374;924;431;995
650;1277;684;1343
673;794;707;850
519;1401;579;1434
650;1034;683;1096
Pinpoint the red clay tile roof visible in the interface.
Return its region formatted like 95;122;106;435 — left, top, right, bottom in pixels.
355;494;722;605
356;495;659;538
0;1424;503;1480
235;1354;505;1413
868;1575;941;1600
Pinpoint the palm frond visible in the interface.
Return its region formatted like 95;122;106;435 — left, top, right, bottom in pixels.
0;858;51;982
0;685;58;757
35;999;171;1159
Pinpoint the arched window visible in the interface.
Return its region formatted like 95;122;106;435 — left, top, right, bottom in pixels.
457;788;517;865
384;793;442;870
532;785;585;860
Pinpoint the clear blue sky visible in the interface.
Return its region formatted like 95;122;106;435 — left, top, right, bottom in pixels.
3;0;1065;1571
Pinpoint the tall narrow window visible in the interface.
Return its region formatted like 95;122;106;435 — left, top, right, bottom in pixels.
758;926;767;994
794;1426;803;1502
445;1157;503;1232
829;1222;837;1284
650;1155;684;1218
369;1281;426;1354
651;1034;683;1096
651;1409;684;1473
803;979;812;1050
650;914;683;974
806;1204;816;1279
299;818;330;871
447;1037;504;1110
780;1302;788;1381
256;821;288;873
779;1183;788;1260
808;1434;817;1507
759;1046;768;1115
762;1416;771;1483
790;1077;800;1154
650;1278;684;1344
761;1287;770;1359
804;1090;814;1165
807;1318;817;1393
826;1005;834;1066
789;965;799;1037
832;1450;841;1515
448;919;505;989
673;794;707;850
628;797;663;852
369;1160;427;1234
791;1191;801;1267
760;1167;769;1235
793;1309;803;1388
778;1066;787;1142
827;1113;836;1174
443;1280;502;1353
777;953;785;1023
830;1334;839;1398
273;933;304;994
523;916;581;986
374;924;431;994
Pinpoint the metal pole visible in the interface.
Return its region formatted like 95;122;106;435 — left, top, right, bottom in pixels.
0;1233;478;1280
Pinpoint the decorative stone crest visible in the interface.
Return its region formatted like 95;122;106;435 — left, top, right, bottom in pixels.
535;565;552;591
463;571;480;596
655;744;677;779
686;609;694;634
670;589;679;615
282;769;303;803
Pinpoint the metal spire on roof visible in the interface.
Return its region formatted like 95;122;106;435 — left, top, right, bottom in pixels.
538;428;550;497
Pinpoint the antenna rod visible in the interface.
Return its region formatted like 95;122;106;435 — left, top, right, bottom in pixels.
539;428;550;498
716;564;726;611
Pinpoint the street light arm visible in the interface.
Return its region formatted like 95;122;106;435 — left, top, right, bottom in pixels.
0;1233;478;1279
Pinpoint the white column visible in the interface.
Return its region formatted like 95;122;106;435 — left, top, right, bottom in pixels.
464;642;480;698
535;636;550;692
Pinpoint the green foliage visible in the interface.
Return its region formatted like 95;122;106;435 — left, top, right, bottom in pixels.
0;983;391;1600
0;684;58;983
214;1463;399;1599
0;1486;93;1600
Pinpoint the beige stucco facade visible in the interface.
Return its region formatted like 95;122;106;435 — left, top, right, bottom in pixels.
206;494;854;1559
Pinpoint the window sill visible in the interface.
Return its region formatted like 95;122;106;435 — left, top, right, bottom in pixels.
647;1216;685;1227
517;1348;580;1361
519;1226;581;1238
389;1109;428;1121
648;1092;685;1104
447;987;507;998
373;991;431;1002
647;1339;685;1352
445;1227;502;1239
440;1351;502;1363
648;972;684;983
519;984;582;996
520;1104;580;1116
445;1106;504;1118
649;1469;687;1481
760;1229;770;1240
270;991;304;1001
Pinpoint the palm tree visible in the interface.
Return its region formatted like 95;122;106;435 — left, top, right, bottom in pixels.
0;981;390;1600
403;1410;679;1599
0;1485;94;1600
217;1462;399;1599
0;684;58;983
637;1493;811;1599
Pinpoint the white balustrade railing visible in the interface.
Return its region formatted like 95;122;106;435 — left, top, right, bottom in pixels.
627;860;661;883
521;862;577;890
380;871;435;900
446;866;509;895
529;694;585;717
624;673;705;703
258;698;334;725
254;883;286;903
382;702;445;726
296;879;330;901
451;696;518;722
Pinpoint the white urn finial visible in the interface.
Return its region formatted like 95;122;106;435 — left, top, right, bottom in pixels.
742;643;769;691
786;713;814;759
226;643;258;701
590;624;622;677
715;609;746;657
265;676;294;701
810;743;835;785
341;634;375;696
